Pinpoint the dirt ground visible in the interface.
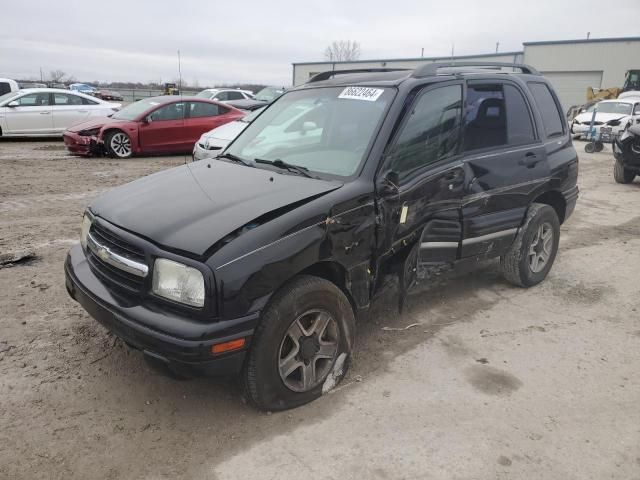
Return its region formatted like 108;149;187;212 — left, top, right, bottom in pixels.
1;139;639;480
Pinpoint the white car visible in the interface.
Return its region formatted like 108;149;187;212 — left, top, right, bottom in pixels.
195;88;254;103
0;88;121;137
0;78;19;96
193;108;263;160
571;97;640;138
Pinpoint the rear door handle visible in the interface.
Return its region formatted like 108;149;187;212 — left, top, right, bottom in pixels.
77;110;88;113
519;152;541;168
39;111;51;115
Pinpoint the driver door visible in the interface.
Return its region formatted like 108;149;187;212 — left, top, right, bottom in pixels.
376;82;467;284
138;102;188;152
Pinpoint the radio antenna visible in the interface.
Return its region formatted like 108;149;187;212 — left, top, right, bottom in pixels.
177;49;188;165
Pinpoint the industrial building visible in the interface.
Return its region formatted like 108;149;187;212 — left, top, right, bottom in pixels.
292;36;640;111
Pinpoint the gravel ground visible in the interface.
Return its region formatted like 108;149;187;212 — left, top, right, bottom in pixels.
0;139;639;480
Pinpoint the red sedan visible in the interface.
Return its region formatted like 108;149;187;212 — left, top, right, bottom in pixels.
63;96;244;158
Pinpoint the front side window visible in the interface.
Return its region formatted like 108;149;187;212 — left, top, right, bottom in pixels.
149;102;186;121
226;86;394;178
215;92;230;101
226;91;244;100
528;82;564;138
14;93;51;106
388;84;462;179
189;102;220;118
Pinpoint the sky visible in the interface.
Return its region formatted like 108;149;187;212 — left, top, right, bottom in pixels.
1;0;639;87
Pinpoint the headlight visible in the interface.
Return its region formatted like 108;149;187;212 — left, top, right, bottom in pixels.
79;127;100;137
80;213;92;249
152;258;205;307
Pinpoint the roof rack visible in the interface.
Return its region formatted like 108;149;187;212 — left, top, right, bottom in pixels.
307;68;410;83
412;61;540;78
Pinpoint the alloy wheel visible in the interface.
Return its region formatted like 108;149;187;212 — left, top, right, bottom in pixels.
278;309;339;392
110;132;131;157
528;222;553;273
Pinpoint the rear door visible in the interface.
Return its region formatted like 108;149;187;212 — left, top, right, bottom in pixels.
376;82;466;282
460;79;549;258
52;92;93;132
138;102;188;152
185;101;230;145
4;92;53;134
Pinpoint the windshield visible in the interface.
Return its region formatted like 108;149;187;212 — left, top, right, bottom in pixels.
597;102;633;115
254;87;285;102
226;86;394;177
196;90;214;98
112;97;163;121
0;91;20;105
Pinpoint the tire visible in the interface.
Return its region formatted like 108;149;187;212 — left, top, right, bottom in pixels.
104;130;132;158
244;275;355;411
594;141;604;152
613;160;636;184
500;203;560;288
584;142;595;153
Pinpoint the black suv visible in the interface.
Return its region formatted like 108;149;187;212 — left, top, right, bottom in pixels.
65;62;579;410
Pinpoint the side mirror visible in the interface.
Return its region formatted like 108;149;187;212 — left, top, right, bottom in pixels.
379;170;400;195
7;101;19;108
144;115;153;124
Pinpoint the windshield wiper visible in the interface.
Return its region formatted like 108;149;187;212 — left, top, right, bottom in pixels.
216;152;253;167
254;158;315;179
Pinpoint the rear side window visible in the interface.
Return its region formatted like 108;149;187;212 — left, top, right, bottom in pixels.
504;85;535;145
54;93;83;105
388;84;463;179
82;97;99;105
528;82;564;138
189;102;220;118
226;91;245;100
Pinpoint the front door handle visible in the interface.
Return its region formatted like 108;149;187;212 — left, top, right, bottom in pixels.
518;152;541;168
77;110;88;113
39;111;51;115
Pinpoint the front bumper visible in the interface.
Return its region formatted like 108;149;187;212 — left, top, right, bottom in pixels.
63;132;102;156
64;244;257;377
192;140;226;161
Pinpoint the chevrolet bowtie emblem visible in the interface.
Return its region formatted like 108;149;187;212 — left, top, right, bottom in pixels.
97;246;109;262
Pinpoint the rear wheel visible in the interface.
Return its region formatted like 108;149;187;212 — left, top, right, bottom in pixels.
105;130;132;158
244;275;355;411
500;203;560;288
594;141;604;152
614;160;636;184
584;142;595;153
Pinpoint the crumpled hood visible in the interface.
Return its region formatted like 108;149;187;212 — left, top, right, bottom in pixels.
574;112;630;124
67;116;120;133
90;160;341;256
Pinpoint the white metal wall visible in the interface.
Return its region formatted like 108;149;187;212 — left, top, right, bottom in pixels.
540;71;603;111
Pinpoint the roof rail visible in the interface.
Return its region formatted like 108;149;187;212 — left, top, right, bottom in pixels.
307;68;410;83
412;61;540;78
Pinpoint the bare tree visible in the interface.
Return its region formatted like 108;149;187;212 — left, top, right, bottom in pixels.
49;70;68;83
324;40;361;62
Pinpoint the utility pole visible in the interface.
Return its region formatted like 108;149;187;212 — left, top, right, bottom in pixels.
495;42;499;53
421;47;424;58
451;43;455;59
587;32;591;39
40;67;43;82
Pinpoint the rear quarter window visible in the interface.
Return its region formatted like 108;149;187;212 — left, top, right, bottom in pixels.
528;82;564;138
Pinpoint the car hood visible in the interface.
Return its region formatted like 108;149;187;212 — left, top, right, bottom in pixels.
89;160;342;256
201;120;247;141
574;112;630;124
67;116;122;132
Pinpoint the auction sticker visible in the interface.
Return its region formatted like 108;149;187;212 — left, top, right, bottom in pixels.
338;86;384;102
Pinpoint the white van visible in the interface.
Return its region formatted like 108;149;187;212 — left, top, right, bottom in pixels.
0;78;19;96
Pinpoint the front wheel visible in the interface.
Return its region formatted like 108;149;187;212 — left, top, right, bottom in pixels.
613;160;636;184
105;130;132;158
500;203;560;287
244;275;355;411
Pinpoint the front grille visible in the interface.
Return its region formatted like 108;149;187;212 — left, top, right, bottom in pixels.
87;222;147;293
